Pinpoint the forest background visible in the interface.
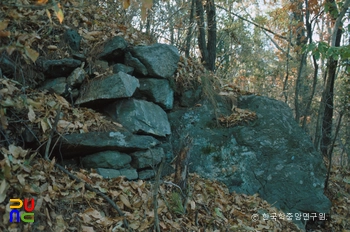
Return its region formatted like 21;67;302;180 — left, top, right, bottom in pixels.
119;0;350;167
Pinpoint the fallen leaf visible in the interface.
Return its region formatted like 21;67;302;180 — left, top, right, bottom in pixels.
120;194;132;209
28;105;36;122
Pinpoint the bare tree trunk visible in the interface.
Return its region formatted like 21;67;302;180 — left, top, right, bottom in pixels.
321;56;338;156
185;0;195;57
206;0;216;71
195;0;209;65
319;0;348;156
168;1;175;44
302;0;319;129
325;111;343;190
292;0;307;123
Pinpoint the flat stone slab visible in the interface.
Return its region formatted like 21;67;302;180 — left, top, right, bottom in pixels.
59;131;160;157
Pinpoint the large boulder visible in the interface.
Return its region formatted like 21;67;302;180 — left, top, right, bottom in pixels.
106;99;171;137
127;43;179;78
75;72;139;106
168;95;331;229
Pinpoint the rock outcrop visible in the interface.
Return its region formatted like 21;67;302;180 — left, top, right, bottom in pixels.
12;35;330;230
169;95;331;228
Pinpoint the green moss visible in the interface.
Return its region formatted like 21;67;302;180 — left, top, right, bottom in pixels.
205;121;217;129
201;145;216;154
213;155;222;163
169;192;185;215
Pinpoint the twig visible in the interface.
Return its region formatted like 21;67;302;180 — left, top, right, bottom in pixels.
163;181;185;198
52;162;130;230
44;106;61;160
153;158;164;232
0;127;11;145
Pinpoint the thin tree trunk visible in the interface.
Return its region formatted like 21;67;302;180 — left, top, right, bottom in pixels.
321;55;338;156
292;0;306;123
302;0;319;129
206;0;216;71
325;111;343;190
320;0;346;156
185;0;195;57
195;0;209;65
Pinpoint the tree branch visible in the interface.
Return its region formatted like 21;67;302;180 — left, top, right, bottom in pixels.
216;5;288;42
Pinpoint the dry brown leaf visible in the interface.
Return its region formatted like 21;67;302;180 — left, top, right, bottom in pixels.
40;119;49;133
17;174;27;186
28;105;36;122
54;94;70;107
123;0;131;9
9;145;28;158
119;194;132;209
0;30;11;37
84;208;102;219
24;46;39;62
81;225;95;232
47;45;58;50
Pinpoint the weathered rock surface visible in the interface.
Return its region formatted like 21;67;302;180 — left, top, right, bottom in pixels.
130;147;164;169
75;72;139;105
136;78;174;110
97;36;127;62
124;51;148;76
138;169;155;180
67;67;86;87
168;95;331;229
128;43;179;78
59;131;160;157
96;168;138;180
82;150;132;169
39;58;82;78
106;99;171;137
39;77;67;95
112;63;134;75
63;29;82;51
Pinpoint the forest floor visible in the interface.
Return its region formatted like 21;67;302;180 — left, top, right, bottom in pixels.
0;147;349;231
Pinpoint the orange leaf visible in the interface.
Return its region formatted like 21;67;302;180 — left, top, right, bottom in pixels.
0;31;10;37
35;0;48;5
52;3;64;23
123;0;131;9
141;7;147;22
142;0;153;9
55;9;64;24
